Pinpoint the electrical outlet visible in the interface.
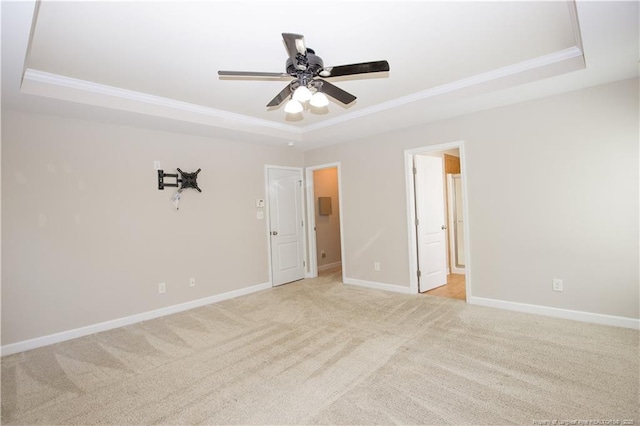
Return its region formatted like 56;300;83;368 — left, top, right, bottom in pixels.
154;160;161;170
189;277;196;287
552;278;563;292
374;262;381;271
321;250;327;259
158;282;166;294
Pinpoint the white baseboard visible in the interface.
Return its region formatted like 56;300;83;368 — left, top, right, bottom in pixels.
1;282;272;356
343;277;412;294
468;296;640;330
318;261;342;272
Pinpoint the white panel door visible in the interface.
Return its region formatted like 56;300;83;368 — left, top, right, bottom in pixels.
415;155;448;292
268;168;305;286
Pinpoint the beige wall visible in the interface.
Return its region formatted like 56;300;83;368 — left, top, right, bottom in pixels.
313;168;341;267
1;110;303;345
305;78;639;319
2;78;638;347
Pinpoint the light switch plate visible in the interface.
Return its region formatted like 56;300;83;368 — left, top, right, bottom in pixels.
257;211;264;220
256;199;265;208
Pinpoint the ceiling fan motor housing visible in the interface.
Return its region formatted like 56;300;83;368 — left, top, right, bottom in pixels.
286;50;324;77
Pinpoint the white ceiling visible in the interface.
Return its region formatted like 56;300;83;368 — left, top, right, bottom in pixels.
2;1;638;151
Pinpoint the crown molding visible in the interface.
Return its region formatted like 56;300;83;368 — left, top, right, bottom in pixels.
567;0;584;53
22;45;583;138
304;46;584;132
21;68;304;136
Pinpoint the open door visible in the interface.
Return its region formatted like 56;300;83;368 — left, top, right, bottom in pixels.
267;167;305;286
414;155;448;292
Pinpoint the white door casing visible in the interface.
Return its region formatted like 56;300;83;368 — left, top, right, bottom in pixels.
414;155;448;292
447;173;466;274
268;167;305;286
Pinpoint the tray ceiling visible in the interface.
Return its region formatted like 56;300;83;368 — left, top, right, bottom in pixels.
2;1;638;150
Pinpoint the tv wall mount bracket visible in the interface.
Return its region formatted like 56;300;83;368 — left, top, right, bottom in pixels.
157;168;202;192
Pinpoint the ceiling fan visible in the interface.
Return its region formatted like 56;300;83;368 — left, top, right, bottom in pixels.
218;33;390;113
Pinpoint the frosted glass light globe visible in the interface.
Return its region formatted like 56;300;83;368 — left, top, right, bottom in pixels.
284;99;303;113
292;86;312;102
310;92;329;108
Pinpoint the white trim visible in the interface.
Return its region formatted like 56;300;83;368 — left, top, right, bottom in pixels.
404;151;419;294
567;0;584;52
264;166;274;287
22;69;303;134
21;1;40;80
469;296;640;330
404;141;472;298
318;261;342;272
458;144;473;298
304;46;583;132
21;45;583;137
0;282;271;356
305;167;319;278
304;163;346;283
447;173;466;275
343;277;412;295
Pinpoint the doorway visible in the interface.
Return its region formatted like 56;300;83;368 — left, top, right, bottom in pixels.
404;142;471;300
305;163;345;280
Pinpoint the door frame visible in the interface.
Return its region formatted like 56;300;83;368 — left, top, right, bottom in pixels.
265;165;307;287
447;173;466;274
305;162;346;281
404;141;472;297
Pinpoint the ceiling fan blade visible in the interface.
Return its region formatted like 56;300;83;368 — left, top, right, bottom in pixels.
282;33;307;70
320;60;390;78
267;84;293;107
319;80;356;105
218;70;289;78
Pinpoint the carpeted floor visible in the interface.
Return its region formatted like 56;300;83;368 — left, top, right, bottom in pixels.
2;268;638;425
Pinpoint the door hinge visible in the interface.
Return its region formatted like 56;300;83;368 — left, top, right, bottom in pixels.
417;270;422;278
303;261;306;267
301;220;304;227
413;167;417;175
415;218;419;226
298;180;302;187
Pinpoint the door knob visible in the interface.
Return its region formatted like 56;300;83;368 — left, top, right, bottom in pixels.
441;225;447;230
271;231;278;236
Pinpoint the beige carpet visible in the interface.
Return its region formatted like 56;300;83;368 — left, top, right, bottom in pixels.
2;268;638;425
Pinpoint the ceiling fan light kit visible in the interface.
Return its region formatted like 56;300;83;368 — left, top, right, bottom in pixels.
285;83;330;114
218;33;389;117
